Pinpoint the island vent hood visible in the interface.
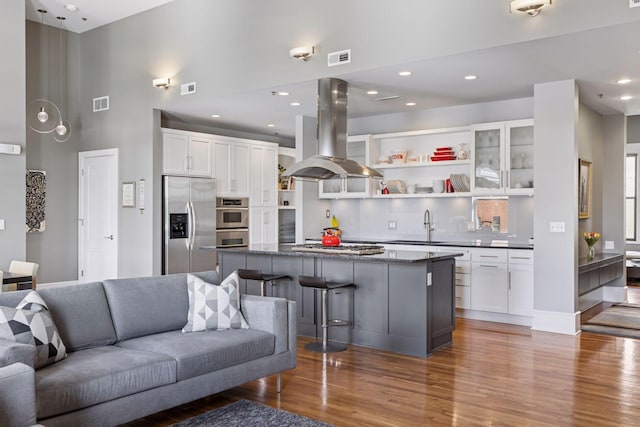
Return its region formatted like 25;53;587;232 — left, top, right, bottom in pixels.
282;78;383;181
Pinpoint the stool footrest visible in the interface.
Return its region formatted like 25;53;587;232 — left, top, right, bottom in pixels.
327;319;351;327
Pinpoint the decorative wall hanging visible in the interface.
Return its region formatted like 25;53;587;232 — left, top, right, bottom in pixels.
578;159;592;219
26;170;46;232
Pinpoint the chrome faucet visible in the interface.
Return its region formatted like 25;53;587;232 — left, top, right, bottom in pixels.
423;209;433;242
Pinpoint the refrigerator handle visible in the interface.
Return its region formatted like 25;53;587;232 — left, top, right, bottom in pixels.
189;201;196;251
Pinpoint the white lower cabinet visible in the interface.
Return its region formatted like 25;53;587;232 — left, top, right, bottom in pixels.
250;207;278;245
507;250;534;316
471;259;509;313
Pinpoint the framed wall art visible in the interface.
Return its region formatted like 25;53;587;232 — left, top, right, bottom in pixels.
578;158;592;219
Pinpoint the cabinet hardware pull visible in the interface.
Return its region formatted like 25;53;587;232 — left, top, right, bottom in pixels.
480;255;498;258
479;264;498;268
511;256;531;260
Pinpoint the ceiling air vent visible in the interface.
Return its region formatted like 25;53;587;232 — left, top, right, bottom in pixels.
93;96;109;112
181;82;196;95
328;49;351;67
631;0;640;7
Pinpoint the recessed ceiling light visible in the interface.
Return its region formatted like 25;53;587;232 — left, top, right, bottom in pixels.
65;4;78;12
272;91;289;96
464;75;478;80
267;124;275;127
406;102;417;106
211;114;221;118
367;90;379;95
621;95;633;101
398;71;412;77
617;79;632;85
290;102;301;106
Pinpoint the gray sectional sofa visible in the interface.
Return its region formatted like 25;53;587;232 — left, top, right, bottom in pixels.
0;271;297;427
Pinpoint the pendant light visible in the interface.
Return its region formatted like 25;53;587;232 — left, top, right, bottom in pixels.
54;15;71;142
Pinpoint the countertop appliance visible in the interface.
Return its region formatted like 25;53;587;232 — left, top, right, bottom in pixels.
216;197;249;248
291;244;385;255
162;176;217;274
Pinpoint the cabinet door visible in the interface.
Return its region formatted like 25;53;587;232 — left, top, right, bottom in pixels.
471;262;508;313
508;263;534;316
506;120;534;195
163;132;189;175
319;178;343;198
251;145;278;206
471;122;504;194
230;143;250;195
249;207;278;245
188;136;212;177
214;140;230;194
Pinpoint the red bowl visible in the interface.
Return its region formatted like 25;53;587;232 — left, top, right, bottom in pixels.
322;235;341;247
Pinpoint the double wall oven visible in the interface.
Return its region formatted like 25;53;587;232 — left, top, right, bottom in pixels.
216;197;249;247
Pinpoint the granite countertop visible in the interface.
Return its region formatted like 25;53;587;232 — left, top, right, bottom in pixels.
202;244;463;264
306;238;534;250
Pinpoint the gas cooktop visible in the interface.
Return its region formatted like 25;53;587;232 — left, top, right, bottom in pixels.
291;244;385;255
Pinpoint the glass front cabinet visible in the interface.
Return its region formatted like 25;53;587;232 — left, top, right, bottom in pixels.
471;119;534;195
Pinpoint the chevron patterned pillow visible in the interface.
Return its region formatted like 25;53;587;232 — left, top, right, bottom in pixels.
182;271;249;333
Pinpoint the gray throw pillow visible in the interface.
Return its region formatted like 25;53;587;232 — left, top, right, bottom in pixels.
182;271;249;333
0;291;67;368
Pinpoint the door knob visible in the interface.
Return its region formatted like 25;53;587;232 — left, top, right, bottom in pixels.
105;235;114;240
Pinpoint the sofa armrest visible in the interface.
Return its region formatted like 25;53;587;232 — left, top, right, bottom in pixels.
0;338;35;369
0;363;37;427
241;295;296;355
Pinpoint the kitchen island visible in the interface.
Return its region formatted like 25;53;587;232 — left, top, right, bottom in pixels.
204;244;461;357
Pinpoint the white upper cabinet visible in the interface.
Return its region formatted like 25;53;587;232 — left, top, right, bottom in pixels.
250;143;278;206
162;130;213;177
471;119;534;195
319;135;378;199
214;138;250;196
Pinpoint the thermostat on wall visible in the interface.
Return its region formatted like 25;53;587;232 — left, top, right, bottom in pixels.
0;143;21;155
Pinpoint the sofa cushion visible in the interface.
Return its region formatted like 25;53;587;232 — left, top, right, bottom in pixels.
103;271;220;342
0;291;67;369
35;345;176;419
182;272;249;333
117;328;274;381
37;282;117;351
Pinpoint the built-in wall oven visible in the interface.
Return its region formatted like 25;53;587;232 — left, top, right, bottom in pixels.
216;197;249;247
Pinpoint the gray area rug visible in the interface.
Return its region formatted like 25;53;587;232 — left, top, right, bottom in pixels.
169;400;334;427
582;303;640;338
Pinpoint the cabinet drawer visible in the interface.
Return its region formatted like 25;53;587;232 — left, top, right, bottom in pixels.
472;249;507;263
455;285;471;309
455;273;471;287
447;247;470;261
508;249;534;264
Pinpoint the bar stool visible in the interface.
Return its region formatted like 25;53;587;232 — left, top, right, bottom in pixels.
298;275;355;353
238;269;291;297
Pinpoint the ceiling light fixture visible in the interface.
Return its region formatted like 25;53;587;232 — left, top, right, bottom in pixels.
267;124;275;127
53;16;71;141
621;95;633;101
464;75;478;80
290;102;301;106
211;114;221;118
617;78;632;85
510;0;551;16
398;71;412;76
406;102;417;106
367;90;379;95
27;9;70;141
153;77;170;89
64;4;78;12
289;46;315;61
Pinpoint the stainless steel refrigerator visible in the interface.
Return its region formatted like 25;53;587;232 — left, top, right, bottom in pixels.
162;175;217;274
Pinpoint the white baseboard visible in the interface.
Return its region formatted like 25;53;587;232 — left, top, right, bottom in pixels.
456;309;532;327
531;310;580;335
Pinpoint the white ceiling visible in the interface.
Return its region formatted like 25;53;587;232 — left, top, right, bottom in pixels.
24;1;640;140
25;0;176;33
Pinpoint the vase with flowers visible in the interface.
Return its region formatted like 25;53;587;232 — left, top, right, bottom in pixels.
583;231;600;261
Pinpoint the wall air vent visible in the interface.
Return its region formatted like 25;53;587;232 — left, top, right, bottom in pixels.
181;82;196;95
93;96;109;112
631;0;640;7
328;49;351;67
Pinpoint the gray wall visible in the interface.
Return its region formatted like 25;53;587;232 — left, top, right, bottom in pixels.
0;1;26;269
25;21;79;283
16;0;640;280
602;115;626;257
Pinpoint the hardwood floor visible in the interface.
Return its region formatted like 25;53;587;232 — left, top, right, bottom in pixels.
125;289;640;427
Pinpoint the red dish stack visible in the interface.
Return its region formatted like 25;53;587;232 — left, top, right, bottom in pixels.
431;147;457;161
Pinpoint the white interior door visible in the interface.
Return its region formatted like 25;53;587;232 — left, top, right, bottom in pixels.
78;149;118;281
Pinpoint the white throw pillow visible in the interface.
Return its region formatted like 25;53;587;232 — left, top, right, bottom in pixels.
182;272;249;333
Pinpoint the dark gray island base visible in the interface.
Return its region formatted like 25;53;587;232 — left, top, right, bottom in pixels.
204;244;461;358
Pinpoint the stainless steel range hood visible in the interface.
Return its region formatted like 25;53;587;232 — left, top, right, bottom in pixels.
282;78;383;180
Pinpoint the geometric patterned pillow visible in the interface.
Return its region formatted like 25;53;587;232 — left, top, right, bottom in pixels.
0;291;67;369
182;271;249;333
